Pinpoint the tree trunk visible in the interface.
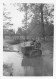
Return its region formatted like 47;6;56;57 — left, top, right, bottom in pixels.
24;3;28;41
40;4;45;41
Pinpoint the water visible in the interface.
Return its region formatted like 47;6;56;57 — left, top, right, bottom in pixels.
3;43;53;76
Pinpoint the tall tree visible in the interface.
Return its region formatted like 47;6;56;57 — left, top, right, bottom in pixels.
28;4;54;40
18;3;29;40
40;4;45;40
17;3;54;40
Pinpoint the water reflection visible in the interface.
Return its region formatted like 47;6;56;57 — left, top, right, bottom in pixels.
22;56;43;76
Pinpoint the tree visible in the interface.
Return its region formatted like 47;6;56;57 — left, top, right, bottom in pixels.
40;4;45;40
18;3;30;40
3;3;13;29
16;3;54;40
28;4;54;40
43;4;54;24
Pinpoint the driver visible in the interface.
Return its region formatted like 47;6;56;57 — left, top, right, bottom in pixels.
34;38;41;49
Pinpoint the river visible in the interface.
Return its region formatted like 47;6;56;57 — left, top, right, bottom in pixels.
3;43;53;76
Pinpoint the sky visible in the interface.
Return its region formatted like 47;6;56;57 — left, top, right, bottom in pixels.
3;3;25;32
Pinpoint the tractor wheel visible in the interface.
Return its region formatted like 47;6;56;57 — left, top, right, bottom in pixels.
30;49;42;57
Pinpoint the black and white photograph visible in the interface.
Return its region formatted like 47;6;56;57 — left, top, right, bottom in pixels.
3;3;54;76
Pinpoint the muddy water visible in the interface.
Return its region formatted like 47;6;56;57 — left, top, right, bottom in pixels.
3;44;53;76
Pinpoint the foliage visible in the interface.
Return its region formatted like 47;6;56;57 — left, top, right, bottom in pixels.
3;3;54;40
3;3;13;29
